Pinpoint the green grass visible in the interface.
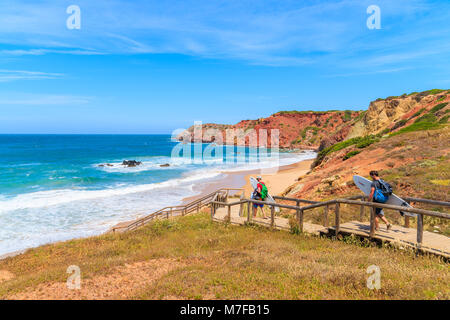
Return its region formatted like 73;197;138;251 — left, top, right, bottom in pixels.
423;89;447;96
314;135;379;167
390;122;442;136
414;113;437;123
410;108;425;118
439;115;449;124
430;102;448;114
1;212;448;300
390;106;446;136
343;150;361;160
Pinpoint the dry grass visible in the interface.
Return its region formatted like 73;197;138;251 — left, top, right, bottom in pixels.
0;213;448;300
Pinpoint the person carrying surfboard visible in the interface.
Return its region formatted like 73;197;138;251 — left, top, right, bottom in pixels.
368;170;393;231
252;176;268;219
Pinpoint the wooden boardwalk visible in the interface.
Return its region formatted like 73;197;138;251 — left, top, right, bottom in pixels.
213;201;450;259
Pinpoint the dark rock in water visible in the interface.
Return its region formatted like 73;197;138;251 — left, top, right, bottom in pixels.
122;160;142;167
107;163;113;167
98;164;105;167
160;163;170;167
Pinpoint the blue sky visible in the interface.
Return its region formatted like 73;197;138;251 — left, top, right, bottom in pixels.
0;0;449;133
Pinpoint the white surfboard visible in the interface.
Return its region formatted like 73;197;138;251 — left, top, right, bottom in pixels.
353;175;416;217
250;177;280;213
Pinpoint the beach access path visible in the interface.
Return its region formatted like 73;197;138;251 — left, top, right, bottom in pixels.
212;199;450;259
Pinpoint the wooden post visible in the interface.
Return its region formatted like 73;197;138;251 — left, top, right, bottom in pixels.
197;203;200;213
417;213;423;246
323;205;329;227
247;201;252;223
335;203;340;236
359;198;365;222
298;208;304;233
270;205;275;228
295;200;300;207
210;203;214;220
227;205;231;222
369;207;376;238
405;201;410;228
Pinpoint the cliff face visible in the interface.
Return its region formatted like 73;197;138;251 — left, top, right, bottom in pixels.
281;89;450;202
349;90;448;137
178;89;449;152
178;110;362;149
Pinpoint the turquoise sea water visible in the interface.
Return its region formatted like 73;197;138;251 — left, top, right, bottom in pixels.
0;135;316;255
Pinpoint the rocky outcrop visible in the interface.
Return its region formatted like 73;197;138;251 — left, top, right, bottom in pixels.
122;160;142;167
349;90;449;137
177;90;449;150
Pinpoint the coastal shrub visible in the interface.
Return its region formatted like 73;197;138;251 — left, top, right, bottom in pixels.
355;135;379;148
343;150;361;160
391;119;408;131
430;102;448;114
343;110;353;122
353;111;366;122
410;108;425;119
314;135;378;167
414;113;437;123
439;115;449;124
423;89;446;96
301;126;320;139
437;95;446;102
380;128;390;135
390;122;441;136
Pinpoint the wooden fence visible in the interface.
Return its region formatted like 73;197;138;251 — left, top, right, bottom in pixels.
111;188;244;232
211;195;450;248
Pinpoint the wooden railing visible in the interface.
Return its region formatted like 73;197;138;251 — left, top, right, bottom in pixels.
211;195;450;248
111;188;244;232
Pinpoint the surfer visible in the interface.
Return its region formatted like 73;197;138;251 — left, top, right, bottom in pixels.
252;176;268;219
368;171;392;231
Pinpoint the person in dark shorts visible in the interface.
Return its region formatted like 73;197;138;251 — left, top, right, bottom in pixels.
252;176;268;219
368;170;392;231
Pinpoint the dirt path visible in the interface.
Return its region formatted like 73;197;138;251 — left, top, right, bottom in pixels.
8;258;184;300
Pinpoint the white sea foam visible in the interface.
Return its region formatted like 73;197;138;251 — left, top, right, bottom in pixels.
0;171;223;213
0;150;316;256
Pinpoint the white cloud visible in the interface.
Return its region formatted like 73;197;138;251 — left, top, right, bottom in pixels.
0;0;448;67
0;69;64;82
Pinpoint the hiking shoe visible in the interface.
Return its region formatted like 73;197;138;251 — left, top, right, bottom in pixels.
387;224;392;231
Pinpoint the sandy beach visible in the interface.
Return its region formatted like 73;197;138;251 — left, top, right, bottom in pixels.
184;157;314;202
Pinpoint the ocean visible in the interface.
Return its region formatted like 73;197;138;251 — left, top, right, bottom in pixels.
0;134;316;256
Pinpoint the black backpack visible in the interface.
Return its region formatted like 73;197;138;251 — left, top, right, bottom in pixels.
378;179;393;196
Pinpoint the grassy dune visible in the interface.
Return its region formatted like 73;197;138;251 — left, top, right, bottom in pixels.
0;213;448;299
